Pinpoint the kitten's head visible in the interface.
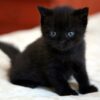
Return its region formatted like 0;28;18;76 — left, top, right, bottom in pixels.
38;6;89;51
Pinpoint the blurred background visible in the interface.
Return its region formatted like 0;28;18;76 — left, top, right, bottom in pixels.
0;0;99;35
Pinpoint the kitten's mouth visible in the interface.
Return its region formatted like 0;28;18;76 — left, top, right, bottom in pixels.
54;45;68;51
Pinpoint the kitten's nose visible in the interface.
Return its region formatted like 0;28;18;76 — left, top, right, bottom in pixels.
59;40;65;44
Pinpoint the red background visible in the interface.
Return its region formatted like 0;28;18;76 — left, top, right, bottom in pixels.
0;0;100;35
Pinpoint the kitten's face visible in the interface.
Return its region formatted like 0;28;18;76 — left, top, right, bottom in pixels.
38;6;88;51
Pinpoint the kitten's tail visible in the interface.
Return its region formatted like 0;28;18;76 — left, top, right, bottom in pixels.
0;42;20;60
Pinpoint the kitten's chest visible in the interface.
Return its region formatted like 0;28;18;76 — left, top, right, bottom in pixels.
56;53;73;63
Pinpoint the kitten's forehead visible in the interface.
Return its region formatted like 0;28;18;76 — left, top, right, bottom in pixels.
42;6;87;31
52;7;75;30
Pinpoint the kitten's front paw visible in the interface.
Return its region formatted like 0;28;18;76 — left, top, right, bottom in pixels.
79;85;98;94
67;89;78;96
56;89;78;96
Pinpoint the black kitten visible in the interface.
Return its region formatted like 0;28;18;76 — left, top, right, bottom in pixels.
0;6;98;96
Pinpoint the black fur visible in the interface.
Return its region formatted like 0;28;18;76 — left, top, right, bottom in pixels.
0;42;20;59
0;6;98;96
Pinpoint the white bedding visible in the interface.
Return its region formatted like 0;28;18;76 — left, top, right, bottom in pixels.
0;13;100;100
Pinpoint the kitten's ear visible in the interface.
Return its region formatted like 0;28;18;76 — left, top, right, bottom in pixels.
73;7;89;26
38;6;52;17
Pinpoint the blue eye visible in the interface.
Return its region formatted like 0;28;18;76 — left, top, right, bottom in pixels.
66;32;75;38
50;31;56;37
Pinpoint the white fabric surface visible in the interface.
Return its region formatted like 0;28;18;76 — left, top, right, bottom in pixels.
0;13;100;100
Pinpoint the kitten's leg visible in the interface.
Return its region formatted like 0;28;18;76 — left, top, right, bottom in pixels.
73;62;98;94
9;56;40;88
10;79;38;88
47;64;78;96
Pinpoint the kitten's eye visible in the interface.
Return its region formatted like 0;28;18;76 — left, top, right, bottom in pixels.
50;31;56;37
66;32;75;38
